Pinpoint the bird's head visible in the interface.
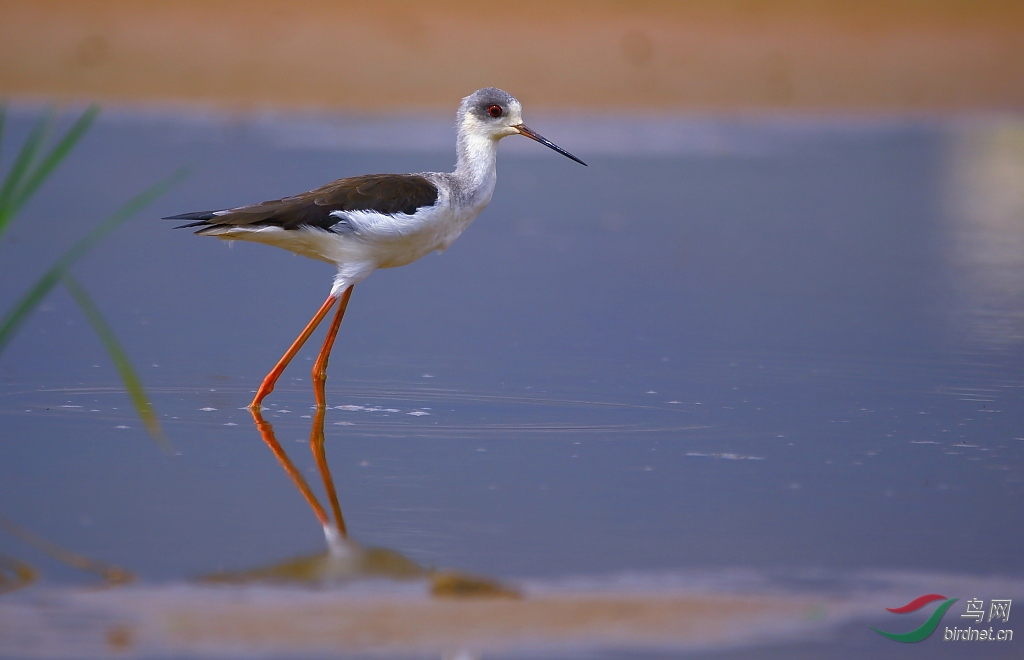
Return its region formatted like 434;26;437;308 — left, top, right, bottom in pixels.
458;87;587;166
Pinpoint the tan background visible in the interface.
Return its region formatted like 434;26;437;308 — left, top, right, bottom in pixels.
1;0;1023;112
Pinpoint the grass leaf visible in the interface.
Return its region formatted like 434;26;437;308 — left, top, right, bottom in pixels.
0;103;7;169
0;551;38;594
0;166;189;355
0;107;53;233
0;512;133;586
7;105;100;221
63;274;171;450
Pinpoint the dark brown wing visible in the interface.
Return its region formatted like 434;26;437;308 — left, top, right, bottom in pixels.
164;173;439;233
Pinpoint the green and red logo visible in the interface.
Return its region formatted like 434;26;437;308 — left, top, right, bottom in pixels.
872;594;958;643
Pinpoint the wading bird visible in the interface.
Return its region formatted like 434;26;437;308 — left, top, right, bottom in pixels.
166;88;585;409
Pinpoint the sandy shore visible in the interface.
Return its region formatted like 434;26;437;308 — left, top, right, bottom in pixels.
1;1;1023;113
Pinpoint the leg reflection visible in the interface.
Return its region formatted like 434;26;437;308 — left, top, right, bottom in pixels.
211;388;518;596
310;402;347;539
238;384;425;582
250;406;332;530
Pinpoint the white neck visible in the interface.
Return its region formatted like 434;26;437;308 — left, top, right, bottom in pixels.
452;123;499;208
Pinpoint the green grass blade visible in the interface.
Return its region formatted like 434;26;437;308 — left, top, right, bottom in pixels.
5;105;100;222
0;107;53;229
63;274;170;451
0;166;188;355
0;103;7;169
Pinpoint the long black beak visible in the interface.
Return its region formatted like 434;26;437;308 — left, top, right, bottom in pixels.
514;124;587;166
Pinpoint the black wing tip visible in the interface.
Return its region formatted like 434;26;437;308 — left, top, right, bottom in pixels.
162;210;220;221
173;220;212;230
163;210;222;230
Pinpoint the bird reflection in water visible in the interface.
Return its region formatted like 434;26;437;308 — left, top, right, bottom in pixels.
201;382;519;599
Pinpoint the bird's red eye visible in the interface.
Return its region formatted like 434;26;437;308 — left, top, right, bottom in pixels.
487;104;503;118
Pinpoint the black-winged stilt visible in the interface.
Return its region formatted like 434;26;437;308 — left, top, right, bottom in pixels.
165;88;585;409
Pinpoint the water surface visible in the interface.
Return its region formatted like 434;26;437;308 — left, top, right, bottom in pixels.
0;109;1021;657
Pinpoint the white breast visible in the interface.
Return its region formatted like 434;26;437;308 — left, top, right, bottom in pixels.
339;190;487;269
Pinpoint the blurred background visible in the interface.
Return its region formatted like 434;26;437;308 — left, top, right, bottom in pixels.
2;0;1023;112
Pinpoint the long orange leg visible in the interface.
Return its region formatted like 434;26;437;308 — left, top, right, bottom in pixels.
250;293;338;409
311;285;353;409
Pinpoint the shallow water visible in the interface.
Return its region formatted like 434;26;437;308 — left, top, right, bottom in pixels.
0;109;1022;657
